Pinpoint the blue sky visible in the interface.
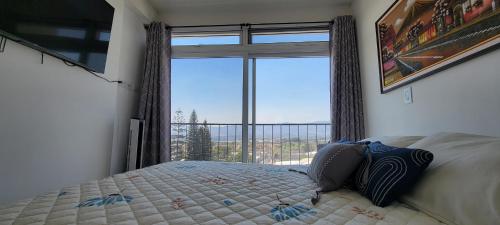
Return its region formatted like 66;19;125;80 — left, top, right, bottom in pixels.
171;58;243;123
171;57;330;123
255;58;330;123
171;34;330;124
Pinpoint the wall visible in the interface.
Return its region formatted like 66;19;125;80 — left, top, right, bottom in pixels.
159;3;351;25
0;40;116;203
352;0;500;137
0;0;153;204
107;0;157;175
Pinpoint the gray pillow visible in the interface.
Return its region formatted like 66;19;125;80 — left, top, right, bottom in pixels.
316;143;328;151
307;143;366;192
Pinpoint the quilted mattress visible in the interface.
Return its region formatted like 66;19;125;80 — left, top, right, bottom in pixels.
0;161;446;225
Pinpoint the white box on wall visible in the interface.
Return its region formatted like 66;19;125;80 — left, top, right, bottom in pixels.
403;86;413;104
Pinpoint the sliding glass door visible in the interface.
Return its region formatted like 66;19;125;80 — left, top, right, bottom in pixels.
171;58;243;162
249;57;331;165
169;25;331;164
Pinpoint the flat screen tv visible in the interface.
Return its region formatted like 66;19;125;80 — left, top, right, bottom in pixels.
0;0;114;73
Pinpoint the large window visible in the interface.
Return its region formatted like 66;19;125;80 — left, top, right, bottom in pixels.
170;25;331;165
255;58;330;123
171;58;242;123
171;58;243;161
253;58;330;164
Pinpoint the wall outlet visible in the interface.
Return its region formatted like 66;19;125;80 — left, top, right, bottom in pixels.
403;86;413;104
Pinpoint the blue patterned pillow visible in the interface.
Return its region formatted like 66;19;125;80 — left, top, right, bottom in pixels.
354;141;433;207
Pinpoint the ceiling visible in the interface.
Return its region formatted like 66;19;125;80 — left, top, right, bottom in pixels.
146;0;353;25
147;0;352;13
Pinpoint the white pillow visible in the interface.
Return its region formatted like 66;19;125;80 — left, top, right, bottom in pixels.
402;132;500;225
361;136;424;147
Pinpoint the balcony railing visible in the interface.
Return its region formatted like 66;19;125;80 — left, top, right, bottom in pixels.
171;123;331;165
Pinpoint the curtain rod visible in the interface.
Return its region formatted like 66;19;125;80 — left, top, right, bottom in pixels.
143;20;334;29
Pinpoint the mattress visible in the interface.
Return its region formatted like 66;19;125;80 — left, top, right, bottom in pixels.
0;161;446;225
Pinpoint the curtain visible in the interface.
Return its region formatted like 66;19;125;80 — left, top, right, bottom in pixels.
330;16;365;141
138;22;171;166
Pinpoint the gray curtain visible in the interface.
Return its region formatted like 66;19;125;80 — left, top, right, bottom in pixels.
138;22;171;166
330;16;365;141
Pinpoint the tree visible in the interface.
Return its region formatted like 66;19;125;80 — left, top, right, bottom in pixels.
186;110;201;160
199;120;212;161
172;109;186;160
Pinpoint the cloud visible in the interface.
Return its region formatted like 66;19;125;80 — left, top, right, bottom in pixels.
395;18;403;28
404;0;416;12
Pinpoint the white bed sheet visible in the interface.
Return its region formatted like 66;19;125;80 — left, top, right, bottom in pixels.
0;161;446;225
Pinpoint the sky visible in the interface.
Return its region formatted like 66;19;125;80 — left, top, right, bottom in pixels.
171;34;330;124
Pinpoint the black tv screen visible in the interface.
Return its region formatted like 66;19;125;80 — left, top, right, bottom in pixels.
0;0;114;73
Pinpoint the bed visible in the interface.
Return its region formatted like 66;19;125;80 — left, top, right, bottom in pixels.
1;132;498;225
0;160;444;225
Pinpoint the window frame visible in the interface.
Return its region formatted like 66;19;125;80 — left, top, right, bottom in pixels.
170;25;331;163
171;25;330;58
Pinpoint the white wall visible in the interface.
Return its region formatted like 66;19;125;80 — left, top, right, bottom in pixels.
107;0;157;175
0;40;117;203
352;0;500;137
0;0;153;204
159;3;351;25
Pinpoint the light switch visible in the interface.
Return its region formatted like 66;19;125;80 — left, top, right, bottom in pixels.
403;86;413;104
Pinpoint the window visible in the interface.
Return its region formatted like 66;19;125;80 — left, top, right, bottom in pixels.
172;32;240;46
171;58;243;161
255;58;330;123
171;58;243;123
252;57;331;165
170;24;331;165
251;30;329;44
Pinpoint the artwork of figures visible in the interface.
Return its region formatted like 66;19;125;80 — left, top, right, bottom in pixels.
376;0;500;93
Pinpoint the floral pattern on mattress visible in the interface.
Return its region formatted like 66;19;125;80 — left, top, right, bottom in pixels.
0;161;446;225
76;194;133;208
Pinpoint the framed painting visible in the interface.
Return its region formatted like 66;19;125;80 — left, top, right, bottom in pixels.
376;0;500;93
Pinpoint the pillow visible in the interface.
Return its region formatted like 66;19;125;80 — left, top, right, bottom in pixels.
354;141;433;207
316;139;354;151
402;132;500;225
307;143;366;192
316;143;328;151
361;136;424;148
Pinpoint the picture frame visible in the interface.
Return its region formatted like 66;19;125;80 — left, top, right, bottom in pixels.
376;0;500;93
